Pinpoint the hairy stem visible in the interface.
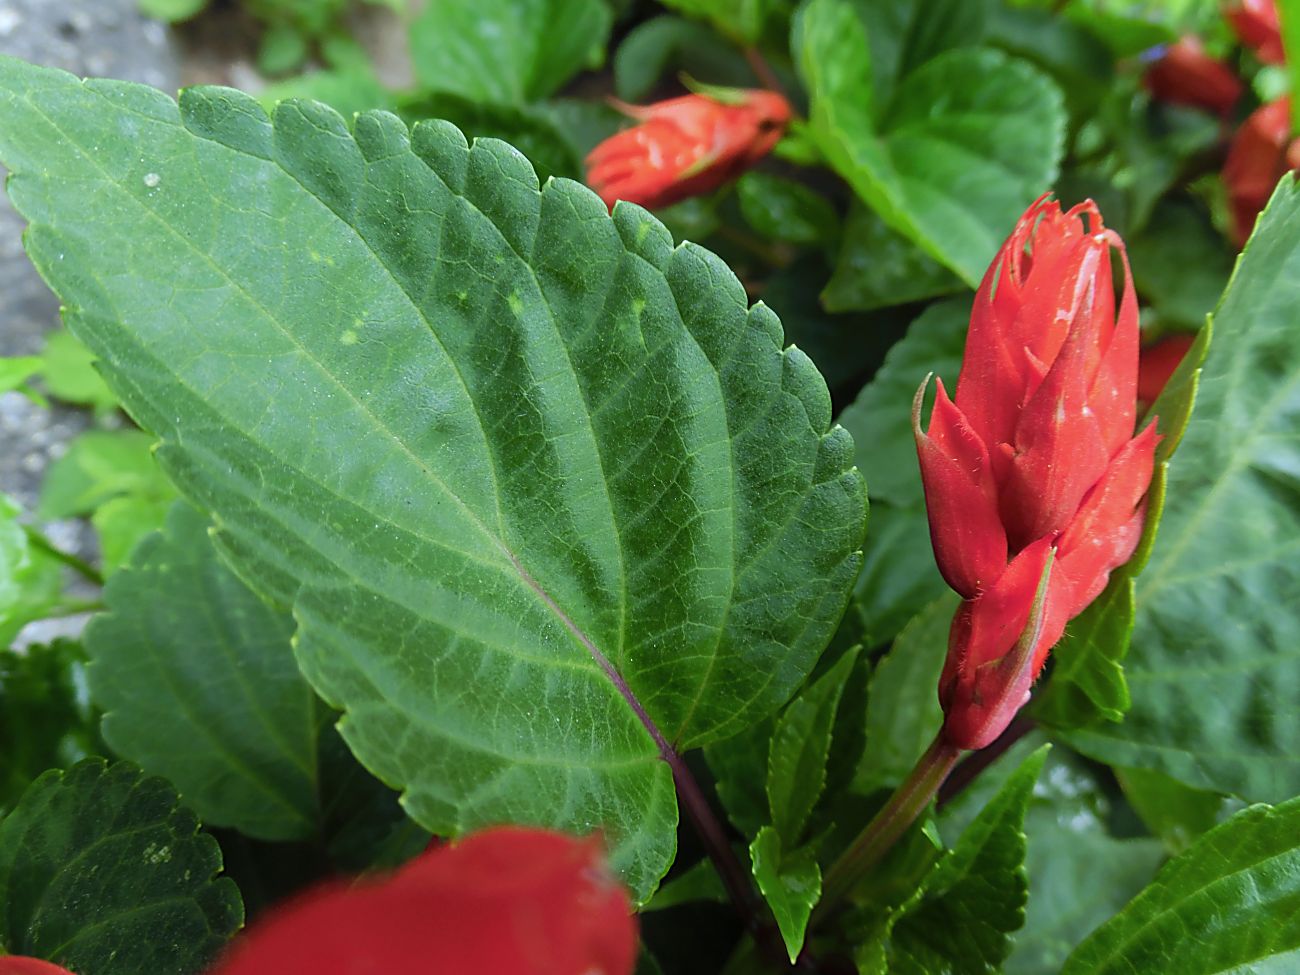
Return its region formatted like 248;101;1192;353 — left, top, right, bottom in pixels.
816;733;962;916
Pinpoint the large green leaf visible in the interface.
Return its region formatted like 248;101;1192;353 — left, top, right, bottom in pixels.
409;0;612;104
798;0;1065;285
0;59;866;900
1060;180;1300;803
1062;796;1300;974
0;759;242;973
86;502;319;841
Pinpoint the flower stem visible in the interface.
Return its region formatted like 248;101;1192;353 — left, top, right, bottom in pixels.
816;733;962;916
22;525;104;587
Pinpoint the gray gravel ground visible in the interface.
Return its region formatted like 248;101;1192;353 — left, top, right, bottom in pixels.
0;0;180;642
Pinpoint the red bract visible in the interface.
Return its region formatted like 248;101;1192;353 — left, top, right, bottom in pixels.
585;90;791;211
1224;96;1295;246
1143;37;1243;115
0;960;74;974
1225;0;1285;63
208;827;637;975
914;197;1159;750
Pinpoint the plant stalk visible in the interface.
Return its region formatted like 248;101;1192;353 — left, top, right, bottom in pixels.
816;733;962;917
22;524;104;587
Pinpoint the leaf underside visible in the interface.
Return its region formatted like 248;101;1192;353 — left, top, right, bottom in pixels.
0;57;866;899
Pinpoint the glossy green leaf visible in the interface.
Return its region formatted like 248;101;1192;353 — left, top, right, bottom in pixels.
822;204;963;313
751;826;821;962
0;640;101;815
0;759;242;973
0;494;62;646
767;647;857;844
798;0;1065;284
1063;796;1300;974
1060;180;1300;802
853;594;955;795
642;857;727;912
1116;766;1228;855
409;0;612;104
37;330;117;411
86;502;319;841
0;60;866;900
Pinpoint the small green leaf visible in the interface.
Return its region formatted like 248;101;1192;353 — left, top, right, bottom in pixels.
0;494;62;646
751;826;822;962
91;493;174;575
1115;766;1229;856
705;713;775;839
0;60;866;900
642;857;727;912
736;172;840;248
799;0;1066;284
853;594;956;795
38;429;167;520
0;759;242;972
0;640;102;815
0;356;41;402
1060;180;1300;802
137;0;208;22
37;330;117;411
1063;796;1300;974
85;502;320;842
822;204;963;313
767;647;858;844
613;16;754;102
884;746;1049;974
409;0;612;103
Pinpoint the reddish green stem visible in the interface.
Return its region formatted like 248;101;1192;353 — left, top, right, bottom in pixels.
816;733;962;915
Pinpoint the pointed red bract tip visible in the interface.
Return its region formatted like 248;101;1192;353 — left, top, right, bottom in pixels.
1225;0;1285;64
207;827;637;975
584;89;791;211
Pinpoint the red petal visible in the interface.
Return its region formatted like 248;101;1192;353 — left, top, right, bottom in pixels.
914;377;1007;598
208;827;637;975
1088;237;1140;455
0;960;75;975
1223;97;1292;247
1143;37;1244;115
1226;0;1285;64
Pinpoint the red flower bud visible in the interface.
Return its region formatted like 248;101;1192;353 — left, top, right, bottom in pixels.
916;196;1159;750
1224;97;1296;246
585;90;791;211
0;960;74;975
1143;37;1244;115
207;827;637;975
1225;0;1285;64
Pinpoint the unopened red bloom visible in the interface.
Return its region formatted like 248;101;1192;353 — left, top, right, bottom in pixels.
585;89;791;211
0;960;73;974
1225;0;1285;63
1143;37;1243;115
915;197;1159;750
208;827;636;975
1224;97;1297;246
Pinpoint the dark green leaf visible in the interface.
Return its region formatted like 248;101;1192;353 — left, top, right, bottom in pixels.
987;5;1114;121
0;640;102;815
1060;181;1300;803
86;501;320;841
1129;198;1235;332
0;61;867;900
643;857;727;912
1062;796;1300;974
1115;766;1229;855
846;503;947;649
613;16;754;102
705;714;774;840
767;647;858;844
409;0;612;103
655;0;777;45
0;759;242;973
854;594;955;795
799;0;1065;284
751;826;821;962
822;203;963;313
736;172;840;248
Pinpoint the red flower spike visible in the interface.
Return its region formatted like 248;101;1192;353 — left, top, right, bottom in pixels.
1143;37;1244;115
913;376;1008;599
0;960;74;975
1223;97;1294;247
919;196;1157;751
1225;0;1285;63
585;89;791;211
1137;332;1196;407
207;827;637;975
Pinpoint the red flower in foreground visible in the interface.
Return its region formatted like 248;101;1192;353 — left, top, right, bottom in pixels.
1225;0;1285;64
208;827;636;975
585;89;791;211
914;197;1159;750
0;959;73;974
1224;97;1297;246
1143;36;1243;115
